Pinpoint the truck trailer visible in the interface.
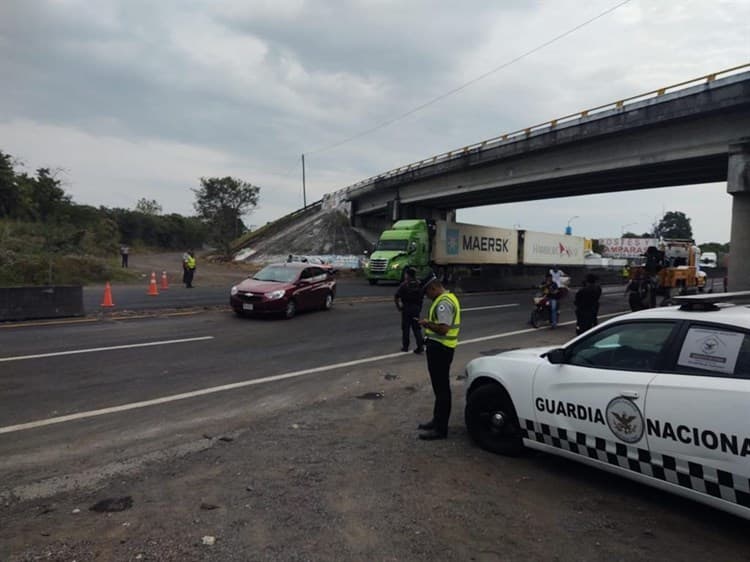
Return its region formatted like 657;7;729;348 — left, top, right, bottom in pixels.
364;219;585;284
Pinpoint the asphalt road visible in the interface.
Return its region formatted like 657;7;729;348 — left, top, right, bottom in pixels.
3;288;749;560
82;277;404;313
1;289;622;486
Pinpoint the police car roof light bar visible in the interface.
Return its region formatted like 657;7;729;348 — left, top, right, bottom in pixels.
673;291;750;311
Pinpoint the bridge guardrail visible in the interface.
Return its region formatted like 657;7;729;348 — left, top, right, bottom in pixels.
345;63;750;195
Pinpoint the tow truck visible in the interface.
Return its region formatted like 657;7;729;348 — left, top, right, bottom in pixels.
629;239;706;306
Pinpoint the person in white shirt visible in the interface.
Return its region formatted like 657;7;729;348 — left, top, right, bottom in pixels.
549;265;563;287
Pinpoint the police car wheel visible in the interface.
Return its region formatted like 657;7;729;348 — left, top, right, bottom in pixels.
465;384;523;456
284;300;297;319
323;292;334;310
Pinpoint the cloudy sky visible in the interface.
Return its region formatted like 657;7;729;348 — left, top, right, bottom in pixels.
1;0;748;243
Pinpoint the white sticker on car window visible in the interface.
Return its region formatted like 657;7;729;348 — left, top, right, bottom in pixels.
677;327;744;375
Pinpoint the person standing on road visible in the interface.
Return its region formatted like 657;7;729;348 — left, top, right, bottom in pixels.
120;244;129;268
574;273;602;335
417;272;461;441
395;267;424;353
625;270;648;311
184;250;196;288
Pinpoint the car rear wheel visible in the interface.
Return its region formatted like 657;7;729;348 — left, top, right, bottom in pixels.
284;300;297;319
323;292;334;310
465;384;523;456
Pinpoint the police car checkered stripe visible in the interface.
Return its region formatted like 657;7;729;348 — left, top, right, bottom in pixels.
521;419;750;509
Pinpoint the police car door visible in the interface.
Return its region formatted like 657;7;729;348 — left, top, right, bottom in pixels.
531;321;678;465
644;322;750;516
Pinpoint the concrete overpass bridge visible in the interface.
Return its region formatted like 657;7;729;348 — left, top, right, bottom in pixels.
337;65;750;289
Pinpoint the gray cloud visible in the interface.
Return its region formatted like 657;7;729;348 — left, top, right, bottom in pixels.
1;0;748;242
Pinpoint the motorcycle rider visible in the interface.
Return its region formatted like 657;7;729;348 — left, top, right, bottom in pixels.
541;273;561;329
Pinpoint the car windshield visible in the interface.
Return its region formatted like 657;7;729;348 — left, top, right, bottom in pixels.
252;266;299;283
376;239;408;251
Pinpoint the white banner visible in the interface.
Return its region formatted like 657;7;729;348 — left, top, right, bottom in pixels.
599;238;658;258
522;231;585;265
433;221;518;265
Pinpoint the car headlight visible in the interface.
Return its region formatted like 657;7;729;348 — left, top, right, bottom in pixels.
266;289;286;300
231;285;238;296
391;263;401;269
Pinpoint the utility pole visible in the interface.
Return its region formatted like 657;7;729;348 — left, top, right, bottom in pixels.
301;153;307;209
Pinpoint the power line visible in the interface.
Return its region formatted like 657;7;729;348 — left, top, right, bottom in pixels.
306;0;632;156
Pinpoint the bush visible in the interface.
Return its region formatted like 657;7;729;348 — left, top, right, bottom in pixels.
0;247;135;287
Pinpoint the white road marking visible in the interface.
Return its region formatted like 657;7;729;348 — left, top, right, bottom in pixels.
463;304;519;312
0;336;215;363
0;311;628;435
460;310;626;344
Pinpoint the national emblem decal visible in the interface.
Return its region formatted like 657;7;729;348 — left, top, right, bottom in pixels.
605;396;644;444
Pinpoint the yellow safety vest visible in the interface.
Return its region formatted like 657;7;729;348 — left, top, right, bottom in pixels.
425;291;461;349
186;256;196;269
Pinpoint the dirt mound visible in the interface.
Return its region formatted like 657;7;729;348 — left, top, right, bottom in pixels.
237;209;374;262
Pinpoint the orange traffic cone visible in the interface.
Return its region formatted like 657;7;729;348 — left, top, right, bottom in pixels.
147;272;159;296
101;281;115;308
160;270;169;290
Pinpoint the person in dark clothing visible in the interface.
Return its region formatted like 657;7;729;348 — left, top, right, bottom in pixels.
575;273;602;335
625;270;648;311
395;267;424;353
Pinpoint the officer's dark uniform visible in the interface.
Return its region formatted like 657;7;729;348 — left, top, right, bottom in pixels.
395;271;424;352
418;273;461;440
574;276;602;334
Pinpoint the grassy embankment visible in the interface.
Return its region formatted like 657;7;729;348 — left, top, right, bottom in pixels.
0;219;138;286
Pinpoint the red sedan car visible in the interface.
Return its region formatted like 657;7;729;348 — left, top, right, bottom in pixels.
230;263;336;319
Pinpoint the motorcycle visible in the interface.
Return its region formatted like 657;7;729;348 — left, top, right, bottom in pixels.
530;287;567;328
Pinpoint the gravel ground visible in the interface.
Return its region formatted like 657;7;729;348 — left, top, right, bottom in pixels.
2;346;749;561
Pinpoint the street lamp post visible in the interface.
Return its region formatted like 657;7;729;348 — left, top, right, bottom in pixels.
565;216;579;235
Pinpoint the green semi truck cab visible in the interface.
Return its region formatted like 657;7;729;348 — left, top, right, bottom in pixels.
365;219;431;284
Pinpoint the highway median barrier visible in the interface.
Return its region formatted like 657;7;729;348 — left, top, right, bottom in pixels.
0;286;84;321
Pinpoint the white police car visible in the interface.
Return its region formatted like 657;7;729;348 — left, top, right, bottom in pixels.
464;292;750;519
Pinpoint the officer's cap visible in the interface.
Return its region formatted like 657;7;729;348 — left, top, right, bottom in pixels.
420;271;438;289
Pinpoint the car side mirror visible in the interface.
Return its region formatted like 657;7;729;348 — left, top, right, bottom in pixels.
544;348;566;364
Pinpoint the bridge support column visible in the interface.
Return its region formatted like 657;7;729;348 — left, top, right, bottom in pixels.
727;140;750;291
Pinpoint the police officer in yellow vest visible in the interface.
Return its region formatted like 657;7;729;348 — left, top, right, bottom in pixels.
184;250;196;288
417;272;461;440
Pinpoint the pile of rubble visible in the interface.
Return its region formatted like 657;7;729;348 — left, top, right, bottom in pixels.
234;209;376;265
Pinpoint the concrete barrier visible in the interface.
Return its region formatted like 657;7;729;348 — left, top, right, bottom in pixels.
0;286;84;321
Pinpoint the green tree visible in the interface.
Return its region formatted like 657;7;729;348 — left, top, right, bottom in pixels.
18;168;72;222
192;176;260;256
653;211;693;240
135;198;163;215
699;242;729;255
0;150;18;217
